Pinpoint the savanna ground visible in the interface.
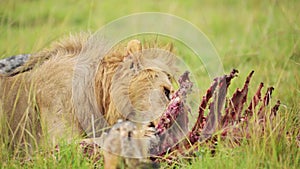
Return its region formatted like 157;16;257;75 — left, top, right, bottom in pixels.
0;0;299;168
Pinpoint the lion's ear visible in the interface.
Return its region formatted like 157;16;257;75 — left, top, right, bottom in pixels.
123;39;143;72
127;39;142;55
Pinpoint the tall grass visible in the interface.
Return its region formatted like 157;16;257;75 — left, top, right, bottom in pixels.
0;0;299;168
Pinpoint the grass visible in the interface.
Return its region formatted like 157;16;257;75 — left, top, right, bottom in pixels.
0;0;299;168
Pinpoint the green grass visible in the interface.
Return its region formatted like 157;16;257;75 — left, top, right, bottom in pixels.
0;0;299;168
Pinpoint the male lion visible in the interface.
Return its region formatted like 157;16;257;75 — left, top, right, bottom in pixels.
0;33;177;155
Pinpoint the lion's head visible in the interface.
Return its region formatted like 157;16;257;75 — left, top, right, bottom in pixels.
94;39;177;126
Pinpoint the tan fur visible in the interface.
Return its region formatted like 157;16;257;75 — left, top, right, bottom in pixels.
0;33;176;153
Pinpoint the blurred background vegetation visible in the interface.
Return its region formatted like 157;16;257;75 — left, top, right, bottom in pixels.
0;0;299;168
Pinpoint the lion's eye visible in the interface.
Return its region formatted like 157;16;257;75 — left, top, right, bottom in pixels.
163;87;171;101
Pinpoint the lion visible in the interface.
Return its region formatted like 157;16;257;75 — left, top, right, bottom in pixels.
0;32;177;156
